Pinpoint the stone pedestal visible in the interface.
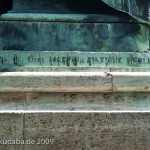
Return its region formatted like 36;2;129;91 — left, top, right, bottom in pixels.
0;1;150;149
0;1;148;54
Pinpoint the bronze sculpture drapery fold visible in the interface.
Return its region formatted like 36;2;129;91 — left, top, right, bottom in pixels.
101;0;150;23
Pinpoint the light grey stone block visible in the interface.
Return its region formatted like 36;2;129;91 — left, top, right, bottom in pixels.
0;93;25;110
25;92;150;111
24;113;150;150
0;113;24;150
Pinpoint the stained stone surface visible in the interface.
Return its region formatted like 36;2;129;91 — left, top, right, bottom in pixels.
24;113;150;150
25;92;150;111
0;113;24;150
0;113;149;150
0;93;25;110
1;92;150;111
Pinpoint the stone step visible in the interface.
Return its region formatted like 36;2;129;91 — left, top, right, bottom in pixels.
0;72;150;93
0;112;149;150
0;72;150;111
1;92;150;111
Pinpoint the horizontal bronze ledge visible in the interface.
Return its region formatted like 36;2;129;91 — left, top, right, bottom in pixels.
0;13;139;23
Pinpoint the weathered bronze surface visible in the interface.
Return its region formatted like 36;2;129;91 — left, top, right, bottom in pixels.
102;0;150;23
11;0;122;14
11;0;150;23
0;20;148;52
0;0;149;53
0;51;150;72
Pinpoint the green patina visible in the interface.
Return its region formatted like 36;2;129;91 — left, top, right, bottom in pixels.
0;0;149;71
1;51;150;71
